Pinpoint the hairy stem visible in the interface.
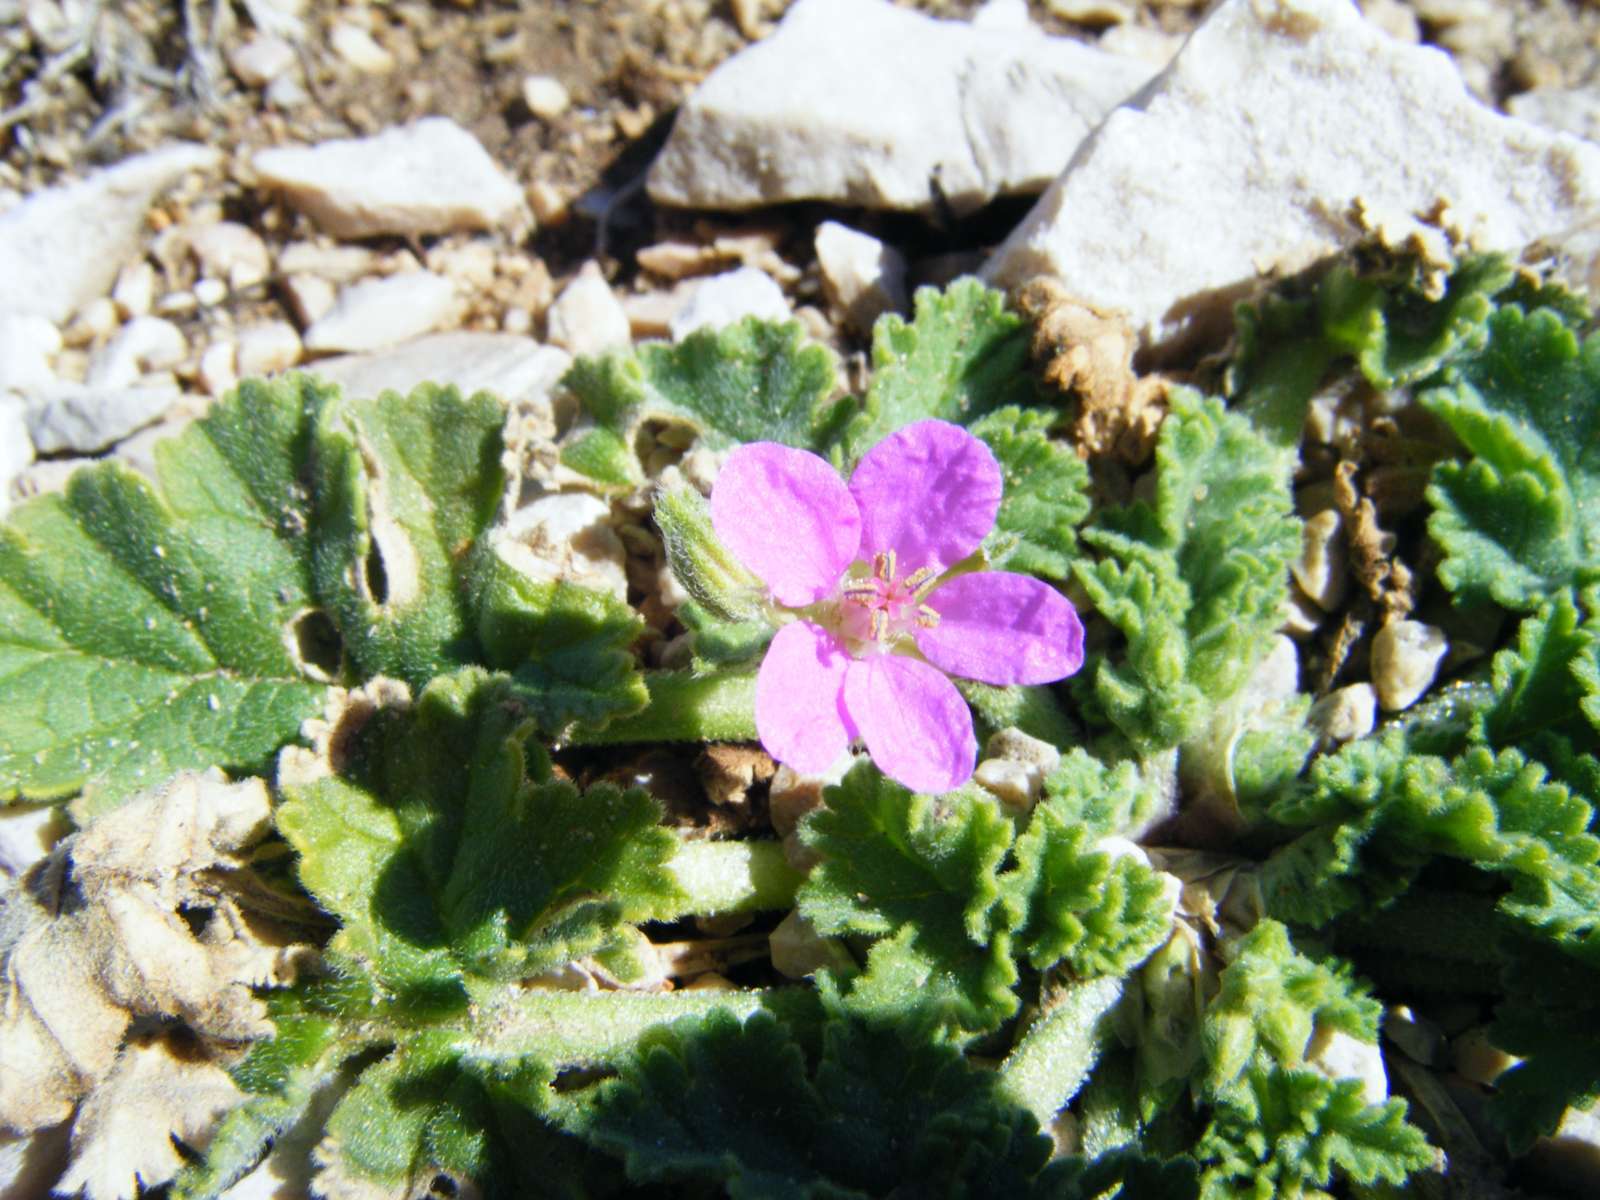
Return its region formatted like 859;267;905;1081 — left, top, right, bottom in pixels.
669;838;803;916
998;975;1124;1127
573;669;758;745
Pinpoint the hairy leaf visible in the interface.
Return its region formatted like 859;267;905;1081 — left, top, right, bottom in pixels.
582;1008;1058;1198
1203;921;1380;1096
798;764;1018;1035
1424;304;1600;609
277;669;684;997
841;280;1040;460
1073;390;1299;754
559;318;844;487
0;376;332;808
1002;754;1175;978
968;406;1090;581
1196;1068;1433;1200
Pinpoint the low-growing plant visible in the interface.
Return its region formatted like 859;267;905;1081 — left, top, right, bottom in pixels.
2;262;1597;1199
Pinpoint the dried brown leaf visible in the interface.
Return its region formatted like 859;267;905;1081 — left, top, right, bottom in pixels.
0;771;311;1133
55;1033;242;1200
1016;277;1169;462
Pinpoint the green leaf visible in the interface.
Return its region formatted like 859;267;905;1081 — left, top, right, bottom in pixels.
1001;753;1175;978
475;553;648;733
1203;921;1380;1096
1227;253;1512;445
1489;932;1600;1150
559;318;844;487
1196;1068;1433;1200
841;280;1040;460
0;375;333;809
309;380;507;687
277;669;685;996
1481;593;1600;753
798;763;1019;1035
968;406;1090;581
1072;390;1300;754
581;1008;1058;1198
1423;304;1600;609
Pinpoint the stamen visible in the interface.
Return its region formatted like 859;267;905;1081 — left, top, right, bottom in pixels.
873;550;896;581
870;608;889;640
841;580;880;598
915;605;941;628
902;566;938;596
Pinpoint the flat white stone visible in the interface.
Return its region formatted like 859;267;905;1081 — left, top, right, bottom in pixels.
0;398;35;518
253;118;527;239
309;331;571;415
0;803;67;878
815;221;908;332
227;33;297;87
648;0;1154;215
25;382;179;455
303;272;458;354
88;317;187;389
669;267;789;340
187;221;271;291
1508;86;1600;144
985;0;1600;353
111;261;156;318
495;492;628;600
0;314;62;397
198;342;238;398
329;23;394;73
236;320;303;377
545;262;631;357
0;144;220;323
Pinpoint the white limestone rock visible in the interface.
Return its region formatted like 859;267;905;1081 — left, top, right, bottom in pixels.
0;144;220;323
25;382;179;455
1508;86;1600;144
186;222;271;292
236;321;303;377
253;118;528;239
87;317;187;389
815;221;908;332
545;262;631;357
669;267;789;340
308;331;570;417
0;398;35;517
648;0;1155;215
1308;683;1377;744
0;314;62;397
303;272;458;354
522;74;571;120
494;493;628;601
985;0;1600;354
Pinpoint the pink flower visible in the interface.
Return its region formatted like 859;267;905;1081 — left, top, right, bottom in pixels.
709;419;1085;793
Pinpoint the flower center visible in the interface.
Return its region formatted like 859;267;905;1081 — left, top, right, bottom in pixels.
839;550;941;644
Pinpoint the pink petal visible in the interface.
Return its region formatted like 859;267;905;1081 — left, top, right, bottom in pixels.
848;419;1001;573
711;443;861;606
842;654;976;793
915;571;1085;686
756;621;857;773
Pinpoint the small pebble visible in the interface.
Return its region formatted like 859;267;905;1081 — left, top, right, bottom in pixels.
545;261;631;356
111;261;156;318
1308;683;1377;744
236;320;302;377
89;316;186;388
198;342;237;397
522;74;571;120
193;277;228;307
227;33;297;87
283;273;337;326
330;23;395;73
1371;619;1448;711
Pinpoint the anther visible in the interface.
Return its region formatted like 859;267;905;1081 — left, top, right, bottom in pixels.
870;608;889;640
915;605;940;628
902;566;938;596
873;550;896;582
